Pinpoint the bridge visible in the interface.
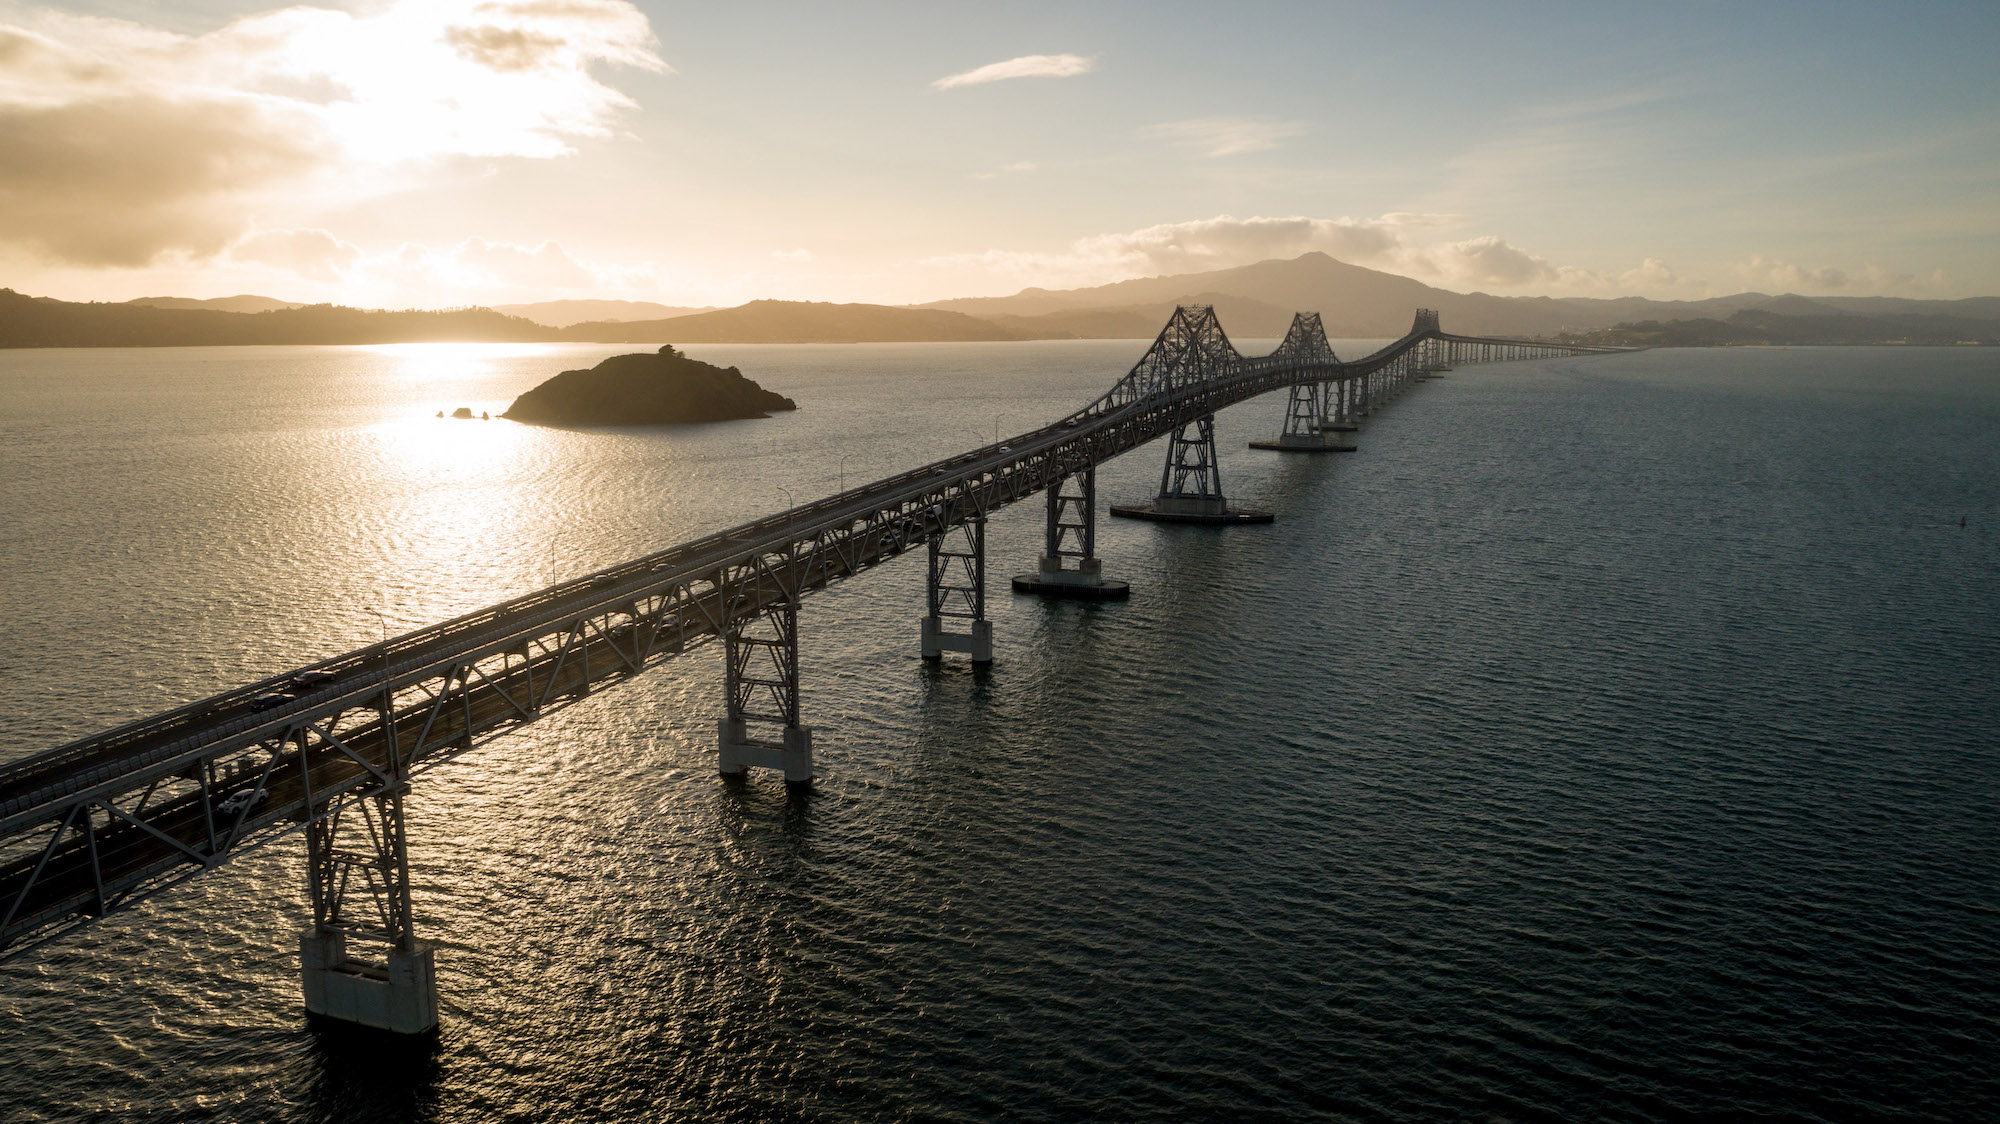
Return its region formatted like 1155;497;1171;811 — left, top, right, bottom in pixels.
0;308;1623;1033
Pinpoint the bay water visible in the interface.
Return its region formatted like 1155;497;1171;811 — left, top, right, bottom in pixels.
0;340;1995;1121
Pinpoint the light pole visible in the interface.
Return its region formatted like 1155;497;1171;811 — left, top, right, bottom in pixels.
775;485;794;540
837;452;855;494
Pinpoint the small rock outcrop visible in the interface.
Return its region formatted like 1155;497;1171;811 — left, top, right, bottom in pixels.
500;346;796;426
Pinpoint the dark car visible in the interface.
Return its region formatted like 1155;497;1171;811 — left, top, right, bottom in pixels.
250;692;296;712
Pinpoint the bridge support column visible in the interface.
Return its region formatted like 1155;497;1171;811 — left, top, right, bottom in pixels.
299;787;439;1036
718;600;813;786
1249;382;1346;453
1112;415;1272;525
922;516;992;662
1013;468;1129;600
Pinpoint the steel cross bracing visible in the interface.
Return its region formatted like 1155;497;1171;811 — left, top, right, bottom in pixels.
928;519;987;623
0;306;1629;961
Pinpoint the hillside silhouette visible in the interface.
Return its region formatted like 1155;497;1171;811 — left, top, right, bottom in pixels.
0;290;550;347
6;257;1998;348
559;300;1024;343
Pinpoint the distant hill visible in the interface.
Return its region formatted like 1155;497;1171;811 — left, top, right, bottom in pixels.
126;294;302;314
1569;309;2000;347
8;259;2000;348
560;300;1025;344
493;299;713;328
921;252;2000;338
0;289;551;347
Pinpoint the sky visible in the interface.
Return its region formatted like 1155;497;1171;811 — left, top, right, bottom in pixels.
1;0;1996;308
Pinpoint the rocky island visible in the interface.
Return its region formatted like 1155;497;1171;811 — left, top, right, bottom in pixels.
500;346;796;426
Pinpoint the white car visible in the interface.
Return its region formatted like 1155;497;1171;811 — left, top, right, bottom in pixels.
219;789;266;818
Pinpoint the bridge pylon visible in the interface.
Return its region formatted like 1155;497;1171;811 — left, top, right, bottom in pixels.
922;515;992;662
1012;467;1128;599
1250;312;1354;454
1249;381;1354;453
1112;415;1273;525
718;599;813;785
299;688;439;1035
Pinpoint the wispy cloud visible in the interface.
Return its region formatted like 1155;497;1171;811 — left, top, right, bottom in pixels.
971;161;1038;180
1140;116;1305;158
933;53;1093;91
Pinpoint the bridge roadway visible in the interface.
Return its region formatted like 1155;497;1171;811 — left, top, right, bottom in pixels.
0;308;1622;969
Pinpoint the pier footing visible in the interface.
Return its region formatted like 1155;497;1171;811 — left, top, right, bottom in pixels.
1110;498;1273;525
300;930;439;1036
1012;556;1129;600
718;719;814;786
1248;426;1358;454
921;616;993;662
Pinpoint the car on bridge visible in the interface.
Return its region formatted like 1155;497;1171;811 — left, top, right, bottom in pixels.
291;670;337;690
249;691;296;712
218;788;266;818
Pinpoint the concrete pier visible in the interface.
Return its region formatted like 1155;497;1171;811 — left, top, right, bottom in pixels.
1012;554;1130;600
921;616;993;662
300;929;439;1035
718;719;814;785
1110;498;1274;524
1248;422;1357;453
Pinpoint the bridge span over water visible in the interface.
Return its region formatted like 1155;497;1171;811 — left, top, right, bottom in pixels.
0;308;1624;1032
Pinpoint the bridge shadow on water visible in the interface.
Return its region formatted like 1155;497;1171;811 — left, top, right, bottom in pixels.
297;1017;444;1124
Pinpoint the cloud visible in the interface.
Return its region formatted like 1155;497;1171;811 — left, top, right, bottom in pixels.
1735;254;1850;292
1419;235;1561;287
0;0;662;266
1140;116;1305;158
229;228;361;280
928;214;1445;288
1733;254;1956;297
933;53;1094;90
971;160;1038;180
0;96;323;266
1619;257;1681;288
925;212;1692;297
770;248;813;262
451;238;596;288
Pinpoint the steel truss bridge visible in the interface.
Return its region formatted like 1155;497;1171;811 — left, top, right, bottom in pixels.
0;308;1624;1031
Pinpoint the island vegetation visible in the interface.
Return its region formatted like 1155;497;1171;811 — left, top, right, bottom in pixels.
500;346;796;426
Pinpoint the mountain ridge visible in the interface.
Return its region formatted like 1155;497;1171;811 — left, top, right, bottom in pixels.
6;256;1998;347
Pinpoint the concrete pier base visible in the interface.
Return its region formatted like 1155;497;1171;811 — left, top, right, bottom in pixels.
718;719;814;785
1011;555;1129;600
300;929;439;1035
1110;495;1273;524
921;616;993;662
1248;425;1357;453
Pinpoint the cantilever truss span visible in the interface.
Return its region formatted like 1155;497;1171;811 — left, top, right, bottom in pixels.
0;308;1626;962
